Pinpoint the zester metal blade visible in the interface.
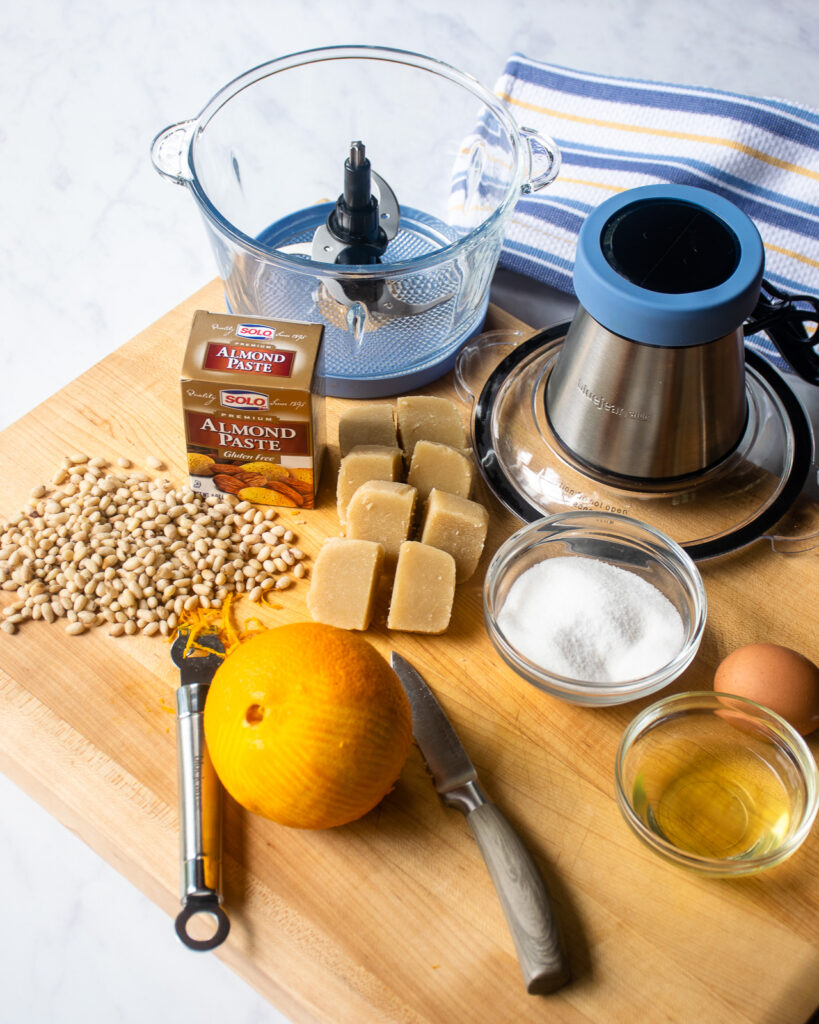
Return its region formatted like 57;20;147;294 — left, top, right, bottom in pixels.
390;651;484;807
170;628;224;685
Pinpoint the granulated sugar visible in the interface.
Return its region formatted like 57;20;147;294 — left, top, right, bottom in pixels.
497;556;684;683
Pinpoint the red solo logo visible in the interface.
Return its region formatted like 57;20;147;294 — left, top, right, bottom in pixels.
220;389;269;410
237;322;276;340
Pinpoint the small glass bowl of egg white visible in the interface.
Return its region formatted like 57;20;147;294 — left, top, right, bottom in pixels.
483;511;706;706
614;691;818;875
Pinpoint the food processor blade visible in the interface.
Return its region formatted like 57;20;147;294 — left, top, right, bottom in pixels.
277;140;456;326
314;141;398;264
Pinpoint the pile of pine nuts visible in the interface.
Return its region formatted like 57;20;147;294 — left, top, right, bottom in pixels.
0;455;309;637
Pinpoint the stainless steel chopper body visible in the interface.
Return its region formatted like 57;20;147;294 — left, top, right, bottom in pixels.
545;184;765;482
546;307;747;480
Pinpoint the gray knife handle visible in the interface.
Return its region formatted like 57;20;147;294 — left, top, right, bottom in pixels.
174;683;229;951
466;801;570;994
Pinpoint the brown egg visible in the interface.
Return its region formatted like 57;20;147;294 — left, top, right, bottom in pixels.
714;643;819;736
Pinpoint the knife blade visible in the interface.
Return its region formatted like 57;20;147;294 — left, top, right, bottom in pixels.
391;652;570;995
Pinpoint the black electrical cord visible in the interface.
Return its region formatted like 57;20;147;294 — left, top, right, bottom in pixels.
745;279;819;384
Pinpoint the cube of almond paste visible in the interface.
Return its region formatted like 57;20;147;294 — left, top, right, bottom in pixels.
396;395;467;456
336;445;403;523
387;541;456;634
407;440;473;503
338;404;397;458
420;488;489;583
346;480;417;566
307;538;384;630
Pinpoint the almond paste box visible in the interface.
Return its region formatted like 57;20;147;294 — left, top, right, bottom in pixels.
181;310;325;509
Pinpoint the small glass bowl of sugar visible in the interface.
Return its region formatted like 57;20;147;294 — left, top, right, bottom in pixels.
483;512;706;706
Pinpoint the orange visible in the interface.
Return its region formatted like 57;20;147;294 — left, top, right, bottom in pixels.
203;622;413;829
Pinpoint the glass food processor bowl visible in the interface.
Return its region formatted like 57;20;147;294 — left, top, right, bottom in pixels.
151;45;560;397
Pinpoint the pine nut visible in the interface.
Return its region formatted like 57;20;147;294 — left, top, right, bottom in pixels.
0;455;312;638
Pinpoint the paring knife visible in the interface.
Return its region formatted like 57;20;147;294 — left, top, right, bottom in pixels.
390;652;570;995
171;628;230;951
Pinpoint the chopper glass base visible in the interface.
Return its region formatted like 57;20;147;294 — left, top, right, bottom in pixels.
456;326;817;560
220;203;488;398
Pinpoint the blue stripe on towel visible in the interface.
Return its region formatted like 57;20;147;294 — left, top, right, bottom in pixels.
551;151;819;237
514;199;587;236
555;139;819;220
505;55;819;146
502;236;576;273
507;55;819;129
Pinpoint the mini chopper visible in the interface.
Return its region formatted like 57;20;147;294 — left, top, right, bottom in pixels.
457;186;819;560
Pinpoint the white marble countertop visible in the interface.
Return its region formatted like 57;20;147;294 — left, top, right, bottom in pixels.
2;2;818;1021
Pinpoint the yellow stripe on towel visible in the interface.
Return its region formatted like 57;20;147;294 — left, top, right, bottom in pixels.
498;91;819;183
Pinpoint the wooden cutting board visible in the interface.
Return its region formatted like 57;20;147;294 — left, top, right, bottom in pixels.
1;280;818;1024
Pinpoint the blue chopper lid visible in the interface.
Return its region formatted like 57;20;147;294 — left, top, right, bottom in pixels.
573;184;764;347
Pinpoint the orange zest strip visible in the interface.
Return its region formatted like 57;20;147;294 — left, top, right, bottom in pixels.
170;589;284;657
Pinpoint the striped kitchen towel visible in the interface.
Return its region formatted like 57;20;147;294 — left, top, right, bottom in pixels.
494;55;819;305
